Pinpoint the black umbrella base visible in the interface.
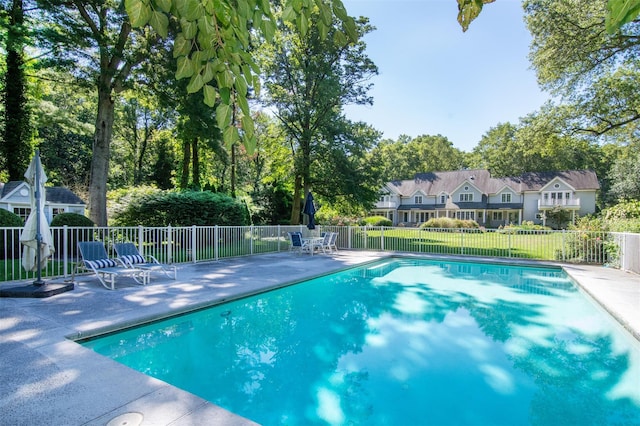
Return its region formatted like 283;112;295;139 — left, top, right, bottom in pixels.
0;282;74;298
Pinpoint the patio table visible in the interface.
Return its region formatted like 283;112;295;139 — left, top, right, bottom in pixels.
302;237;324;256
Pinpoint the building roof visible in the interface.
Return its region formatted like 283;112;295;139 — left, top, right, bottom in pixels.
0;181;86;205
386;170;599;196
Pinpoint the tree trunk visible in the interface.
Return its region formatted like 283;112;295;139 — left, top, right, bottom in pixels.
88;87;114;226
180;140;191;189
192;137;200;189
3;0;30;180
290;175;302;224
231;143;236;198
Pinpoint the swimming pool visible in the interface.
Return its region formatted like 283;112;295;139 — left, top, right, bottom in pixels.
81;258;640;425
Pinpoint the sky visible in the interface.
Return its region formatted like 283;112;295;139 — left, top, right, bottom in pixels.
341;0;550;152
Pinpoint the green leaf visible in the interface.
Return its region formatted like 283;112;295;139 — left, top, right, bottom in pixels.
203;84;217;107
197;29;214;49
219;69;234;87
606;0;640;33
343;17;357;42
216;103;233;129
237;92;250;116
154;0;172;13
177;0;202;21
318;2;332;26
298;13;308;37
261;19;276;41
223;125;240;147
181;18;198;39
202;62;215;83
333;30;347;46
219;87;231;104
173;33;191;58
187;73;204;93
241;114;255;138
197;15;216;35
456;0;495;32
282;5;297;22
149;11;169;38
175;56;194;79
125;0;151;27
292;0;303;12
332;0;348;21
235;74;248;97
237;0;250;19
243;134;257;155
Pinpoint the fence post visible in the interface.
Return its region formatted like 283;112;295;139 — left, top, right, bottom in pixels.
138;225;144;255
364;226;367;250
250;225;254;255
562;230;566;262
63;225;69;278
508;232;512;258
167;225;173;263
215;225;219;261
191;225;197;263
348;226;352;250
277;225;281;252
381;227;385;251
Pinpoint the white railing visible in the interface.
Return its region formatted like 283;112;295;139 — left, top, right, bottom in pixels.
0;225;636;283
374;201;397;208
538;199;581;208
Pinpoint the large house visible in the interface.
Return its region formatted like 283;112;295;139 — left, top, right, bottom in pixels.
0;181;86;224
371;169;600;228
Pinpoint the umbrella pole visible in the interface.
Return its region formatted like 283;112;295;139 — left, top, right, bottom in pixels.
33;150;44;286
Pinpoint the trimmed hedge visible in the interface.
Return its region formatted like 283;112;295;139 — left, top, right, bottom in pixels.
112;190;250;226
0;209;24;227
363;216;392;227
51;213;95;227
0;210;23;259
420;217;479;229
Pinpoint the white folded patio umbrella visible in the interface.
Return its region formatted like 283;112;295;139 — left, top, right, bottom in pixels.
19;150;54;275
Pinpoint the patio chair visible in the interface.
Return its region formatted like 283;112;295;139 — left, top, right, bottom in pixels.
321;232;338;254
327;232;338;253
288;232;310;255
320;232;333;254
75;241;149;290
114;242;177;280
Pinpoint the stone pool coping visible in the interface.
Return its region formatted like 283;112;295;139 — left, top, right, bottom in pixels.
1;251;638;425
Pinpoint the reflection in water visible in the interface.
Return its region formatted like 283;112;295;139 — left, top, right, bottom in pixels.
83;259;640;425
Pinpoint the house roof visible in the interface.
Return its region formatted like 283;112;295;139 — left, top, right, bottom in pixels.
387;170;599;196
0;181;86;205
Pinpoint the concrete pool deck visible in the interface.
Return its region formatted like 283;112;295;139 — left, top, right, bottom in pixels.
1;251;638;425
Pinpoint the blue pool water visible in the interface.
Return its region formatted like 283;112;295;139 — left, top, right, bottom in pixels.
82;258;640;425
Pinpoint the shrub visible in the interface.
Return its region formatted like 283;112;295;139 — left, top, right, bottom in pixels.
0;209;23;259
500;221;551;234
420;217;479;229
51;213;95;227
51;213;95;258
0;209;24;227
558;216;613;264
363;216;392;227
111;190;250;226
601;200;640;233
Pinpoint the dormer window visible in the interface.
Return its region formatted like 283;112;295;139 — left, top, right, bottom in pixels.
501;193;512;203
415;195;423;204
459;193;473;202
440;194;447;204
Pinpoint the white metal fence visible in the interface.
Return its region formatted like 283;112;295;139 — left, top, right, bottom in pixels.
0;225;637;283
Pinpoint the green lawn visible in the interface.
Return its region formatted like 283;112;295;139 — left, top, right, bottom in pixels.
356;229;565;260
